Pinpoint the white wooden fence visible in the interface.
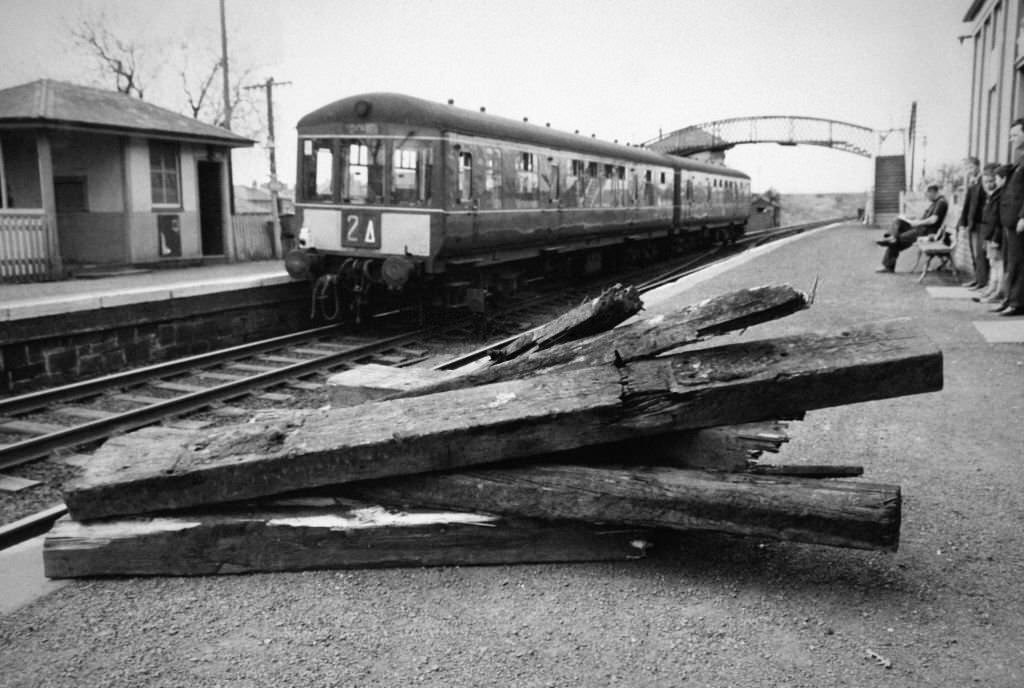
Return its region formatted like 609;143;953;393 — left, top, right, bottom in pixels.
0;210;49;282
232;214;275;261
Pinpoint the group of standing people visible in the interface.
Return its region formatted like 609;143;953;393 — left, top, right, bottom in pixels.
957;118;1024;317
875;118;1024;317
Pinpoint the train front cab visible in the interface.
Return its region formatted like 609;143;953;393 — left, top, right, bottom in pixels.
288;133;445;316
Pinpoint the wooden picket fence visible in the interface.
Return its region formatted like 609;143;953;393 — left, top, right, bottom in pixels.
0;210;49;282
232;214;275;261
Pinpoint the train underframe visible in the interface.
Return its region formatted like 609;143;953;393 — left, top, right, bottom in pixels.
290;222;746;324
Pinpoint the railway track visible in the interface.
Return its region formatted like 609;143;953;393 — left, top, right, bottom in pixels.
0;218;842;550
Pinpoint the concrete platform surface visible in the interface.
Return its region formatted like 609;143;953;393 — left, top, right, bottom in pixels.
973;320;1024;343
0;260;292;322
2;223;1022;687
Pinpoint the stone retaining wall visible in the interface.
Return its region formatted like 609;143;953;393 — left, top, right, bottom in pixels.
0;283;314;394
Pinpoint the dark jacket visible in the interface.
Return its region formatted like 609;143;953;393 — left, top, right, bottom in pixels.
958;179;986;230
920;195;949;234
999;162;1024;229
981;186;1003;243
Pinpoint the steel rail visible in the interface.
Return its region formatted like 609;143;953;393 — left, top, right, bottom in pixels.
0;323;345;417
0;504;68;550
0;329;424;471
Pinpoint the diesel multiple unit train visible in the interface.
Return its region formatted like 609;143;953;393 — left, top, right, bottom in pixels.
285;93;751;318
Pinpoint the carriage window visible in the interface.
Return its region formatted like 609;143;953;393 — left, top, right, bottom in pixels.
660;172;667;184
343;139;385;204
566;159;584;195
300;139;336;203
538;159;560;202
516;152;538;199
457;152;473;203
391;141;434;206
481;147;503;209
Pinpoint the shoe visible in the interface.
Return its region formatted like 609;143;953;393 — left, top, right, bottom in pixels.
972;296;983;302
983;295;1003;303
968;285;985;291
875;266;894;273
999;307;1024;316
961;281;977;288
989;303;1009;312
875;239;895;247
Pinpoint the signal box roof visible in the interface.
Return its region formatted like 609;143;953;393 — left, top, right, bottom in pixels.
0;79;254;147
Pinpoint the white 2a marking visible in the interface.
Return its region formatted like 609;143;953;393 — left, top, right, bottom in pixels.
345;215;361;242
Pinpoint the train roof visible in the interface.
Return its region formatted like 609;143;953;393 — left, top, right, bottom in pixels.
297;93;750;180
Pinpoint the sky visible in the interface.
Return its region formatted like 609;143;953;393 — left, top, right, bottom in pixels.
0;0;974;194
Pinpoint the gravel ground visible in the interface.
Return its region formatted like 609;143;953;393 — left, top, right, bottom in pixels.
2;223;1022;687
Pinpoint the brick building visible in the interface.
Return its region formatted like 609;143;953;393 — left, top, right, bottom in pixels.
963;0;1024;164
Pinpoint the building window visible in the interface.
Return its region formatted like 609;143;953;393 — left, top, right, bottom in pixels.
55;176;88;212
150;141;181;206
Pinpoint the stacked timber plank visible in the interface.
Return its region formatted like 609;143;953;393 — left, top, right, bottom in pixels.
44;283;942;578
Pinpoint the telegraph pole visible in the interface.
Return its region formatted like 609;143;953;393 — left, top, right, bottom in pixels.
219;0;232;130
246;76;291;258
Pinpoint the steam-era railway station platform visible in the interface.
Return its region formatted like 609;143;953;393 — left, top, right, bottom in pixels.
1;222;1022;686
0;261;305;394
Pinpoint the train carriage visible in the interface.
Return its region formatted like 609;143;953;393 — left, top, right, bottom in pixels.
287;93;750;318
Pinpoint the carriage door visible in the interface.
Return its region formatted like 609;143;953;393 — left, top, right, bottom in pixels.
457;149;478;244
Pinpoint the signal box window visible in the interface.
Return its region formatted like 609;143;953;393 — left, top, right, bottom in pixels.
344;139;385;204
392;141;433;206
457;152;473;203
300;139;336;203
150;141;181;207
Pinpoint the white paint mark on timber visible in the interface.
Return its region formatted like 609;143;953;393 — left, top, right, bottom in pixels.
486;391;518;408
269;506;498;531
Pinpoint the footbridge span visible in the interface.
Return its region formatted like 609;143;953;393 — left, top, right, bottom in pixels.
642;116;898;224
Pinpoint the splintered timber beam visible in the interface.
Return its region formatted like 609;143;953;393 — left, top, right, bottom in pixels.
402;284;811;398
344;465;902;551
64;321;941;521
43;500;653;578
488;283;643;362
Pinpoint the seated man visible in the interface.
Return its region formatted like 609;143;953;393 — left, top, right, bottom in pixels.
875;184;949;273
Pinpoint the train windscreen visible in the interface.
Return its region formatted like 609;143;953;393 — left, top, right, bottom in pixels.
298;137;434;207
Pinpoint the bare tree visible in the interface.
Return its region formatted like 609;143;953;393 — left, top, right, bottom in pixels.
69;13;158;99
931;161;961;191
180;54;221;120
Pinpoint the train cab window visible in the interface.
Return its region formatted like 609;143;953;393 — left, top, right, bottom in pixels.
343;139;385;204
391;141;434;206
299;139;336;203
457;152;473;203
